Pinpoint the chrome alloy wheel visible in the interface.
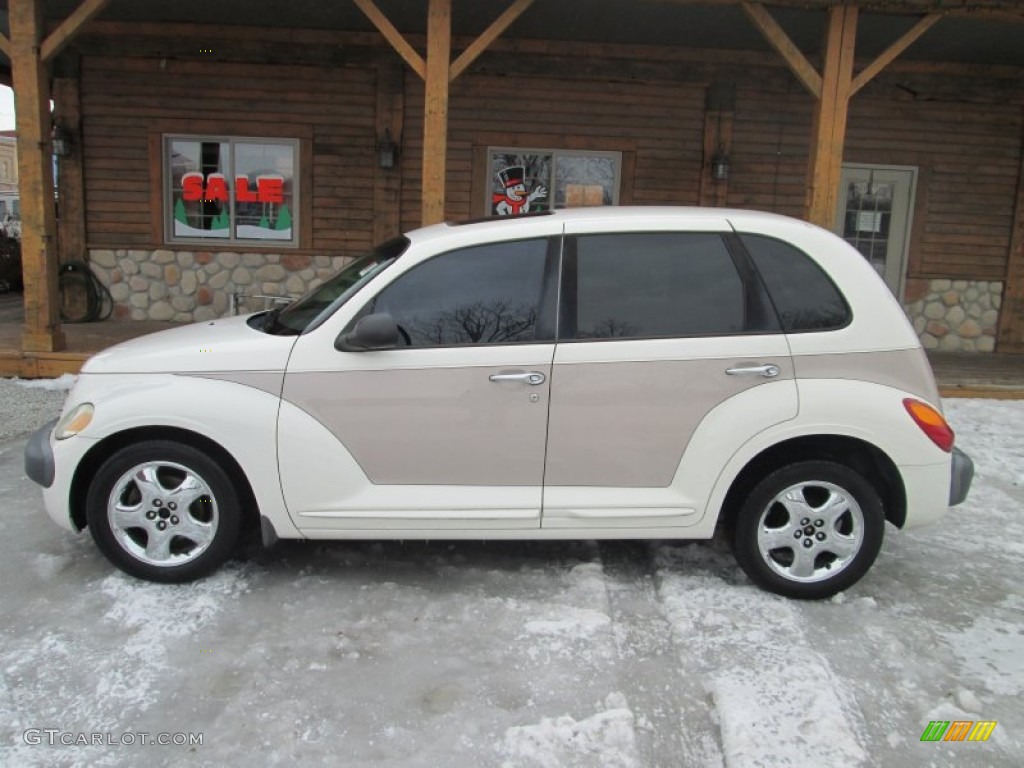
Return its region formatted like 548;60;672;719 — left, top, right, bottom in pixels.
756;480;865;583
107;461;219;567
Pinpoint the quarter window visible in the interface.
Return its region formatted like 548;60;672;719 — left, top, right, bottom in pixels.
571;233;745;339
165;136;298;246
368;238;550;347
740;234;850;332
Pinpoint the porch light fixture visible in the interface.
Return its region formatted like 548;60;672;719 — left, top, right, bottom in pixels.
51;125;71;158
711;146;730;182
377;129;398;170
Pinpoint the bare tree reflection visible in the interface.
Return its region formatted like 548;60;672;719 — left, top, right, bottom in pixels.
406;300;538;345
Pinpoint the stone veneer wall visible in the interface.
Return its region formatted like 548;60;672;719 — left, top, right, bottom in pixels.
89;249;343;322
902;278;1003;352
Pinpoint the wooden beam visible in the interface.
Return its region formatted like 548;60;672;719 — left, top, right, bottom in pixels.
10;0;65;353
805;6;858;228
740;2;822;98
40;0;111;63
654;0;1024;16
54;76;87;271
449;0;534;82
850;13;944;96
0;33;11;59
421;0;451;225
997;116;1024;352
373;58;405;243
352;0;427;80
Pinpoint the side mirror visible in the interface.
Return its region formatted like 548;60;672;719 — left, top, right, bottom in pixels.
335;312;400;351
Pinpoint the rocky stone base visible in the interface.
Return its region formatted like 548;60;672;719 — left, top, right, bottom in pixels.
88;249;344;322
903;278;1002;352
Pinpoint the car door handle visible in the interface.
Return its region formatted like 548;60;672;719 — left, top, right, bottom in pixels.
488;371;547;386
725;364;780;378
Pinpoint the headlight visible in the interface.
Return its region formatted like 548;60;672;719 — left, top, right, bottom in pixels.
54;403;94;440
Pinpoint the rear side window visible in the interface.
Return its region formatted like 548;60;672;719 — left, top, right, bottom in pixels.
569;232;746;339
740;234;850;332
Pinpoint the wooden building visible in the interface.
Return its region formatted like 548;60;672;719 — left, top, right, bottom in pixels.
1;0;1023;372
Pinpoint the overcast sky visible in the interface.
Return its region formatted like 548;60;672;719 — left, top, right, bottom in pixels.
1;86;16;130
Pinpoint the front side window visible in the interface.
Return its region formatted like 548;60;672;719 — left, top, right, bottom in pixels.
570;233;746;340
165;136;298;245
366;238;550;347
488;148;620;217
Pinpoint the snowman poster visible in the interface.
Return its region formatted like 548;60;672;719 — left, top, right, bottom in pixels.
491;164;548;216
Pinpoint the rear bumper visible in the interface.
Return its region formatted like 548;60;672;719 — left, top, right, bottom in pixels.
949;447;974;506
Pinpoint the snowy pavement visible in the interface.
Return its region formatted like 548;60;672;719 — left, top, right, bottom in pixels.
0;384;1021;767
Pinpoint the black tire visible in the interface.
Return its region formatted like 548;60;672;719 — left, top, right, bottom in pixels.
86;440;241;583
732;460;885;600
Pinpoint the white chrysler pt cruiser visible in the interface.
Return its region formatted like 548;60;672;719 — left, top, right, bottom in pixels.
26;207;973;599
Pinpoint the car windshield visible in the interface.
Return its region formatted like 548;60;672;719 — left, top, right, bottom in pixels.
262;236;409;335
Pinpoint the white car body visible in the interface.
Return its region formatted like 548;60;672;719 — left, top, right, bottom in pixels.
27;207;972;597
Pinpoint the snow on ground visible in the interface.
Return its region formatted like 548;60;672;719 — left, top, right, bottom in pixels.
0;389;1021;767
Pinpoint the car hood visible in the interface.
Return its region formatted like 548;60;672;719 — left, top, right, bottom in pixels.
82;314;298;374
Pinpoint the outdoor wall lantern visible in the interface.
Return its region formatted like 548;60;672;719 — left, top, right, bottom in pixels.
51;125;71;158
377;129;399;170
711;147;731;182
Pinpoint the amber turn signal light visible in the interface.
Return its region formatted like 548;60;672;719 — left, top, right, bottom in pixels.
903;399;955;453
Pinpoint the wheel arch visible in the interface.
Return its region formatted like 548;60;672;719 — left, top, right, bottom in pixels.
717;434;907;533
69;426;261;535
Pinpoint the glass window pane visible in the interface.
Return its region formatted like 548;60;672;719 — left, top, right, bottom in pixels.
574;233;744;339
371;239;548;346
234;142;295;242
555;155;616;208
741;234;850;332
169;139;229;239
490;153;551;216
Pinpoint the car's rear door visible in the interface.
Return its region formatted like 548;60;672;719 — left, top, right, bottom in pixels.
542;217;798;530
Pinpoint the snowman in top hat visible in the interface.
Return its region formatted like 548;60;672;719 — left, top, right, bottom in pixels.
492;165;547;216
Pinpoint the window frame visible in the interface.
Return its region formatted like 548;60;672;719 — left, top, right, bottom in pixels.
163;133;301;248
485;147;623;216
558;231;782;343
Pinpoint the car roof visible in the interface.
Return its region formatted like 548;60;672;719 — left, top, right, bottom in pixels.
405;206;817;246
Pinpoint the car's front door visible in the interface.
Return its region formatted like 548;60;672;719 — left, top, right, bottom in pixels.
278;236;559;533
542;218;798;529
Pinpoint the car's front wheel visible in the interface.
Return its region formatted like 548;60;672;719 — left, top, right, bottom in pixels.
86;440;241;582
732;461;885;599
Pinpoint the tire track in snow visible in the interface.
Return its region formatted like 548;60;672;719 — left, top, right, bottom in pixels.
598;541;725;768
653;542;869;768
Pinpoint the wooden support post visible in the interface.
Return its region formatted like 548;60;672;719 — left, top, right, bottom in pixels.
805;6;857;229
54;74;86;267
11;0;65;353
997;116;1024;352
422;0;451;225
373;59;405;243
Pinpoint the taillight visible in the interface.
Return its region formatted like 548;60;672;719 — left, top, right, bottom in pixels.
903;398;955;452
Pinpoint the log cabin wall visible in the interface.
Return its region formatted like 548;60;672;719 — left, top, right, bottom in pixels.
67;30;1023;352
77;52;379;320
399;70;707;233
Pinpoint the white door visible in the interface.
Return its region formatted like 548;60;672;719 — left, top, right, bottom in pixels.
834;165;917;298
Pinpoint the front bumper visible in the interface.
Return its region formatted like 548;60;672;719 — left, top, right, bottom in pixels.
950;446;974;506
24;418;58;488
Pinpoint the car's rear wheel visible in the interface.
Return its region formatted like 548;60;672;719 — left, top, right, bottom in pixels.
732;460;884;599
86;440;241;583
